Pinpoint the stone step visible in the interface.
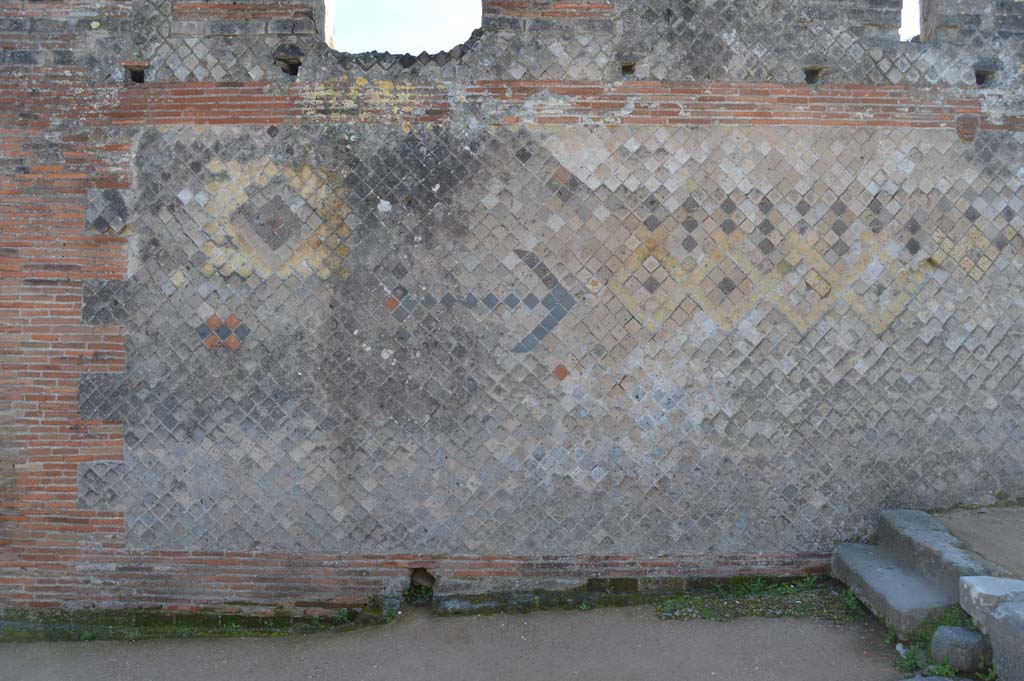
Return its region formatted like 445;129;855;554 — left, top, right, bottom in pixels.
876;509;1008;600
832;543;954;636
960;575;1024;634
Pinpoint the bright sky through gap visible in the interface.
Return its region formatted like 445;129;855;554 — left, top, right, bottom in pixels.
329;1;920;51
900;1;921;41
329;0;481;54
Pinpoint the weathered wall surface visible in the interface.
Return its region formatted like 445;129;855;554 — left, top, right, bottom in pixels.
3;0;1024;612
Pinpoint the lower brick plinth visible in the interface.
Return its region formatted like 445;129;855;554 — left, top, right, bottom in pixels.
0;547;829;614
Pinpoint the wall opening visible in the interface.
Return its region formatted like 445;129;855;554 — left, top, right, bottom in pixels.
803;66;828;85
123;62;148;84
326;0;481;55
974;64;999;87
404;568;436;605
586;577;639;593
273;44;304;77
900;0;921;42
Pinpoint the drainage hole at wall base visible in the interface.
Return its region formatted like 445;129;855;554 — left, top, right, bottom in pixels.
586;577;639;594
803;66;829;85
404;568;436;606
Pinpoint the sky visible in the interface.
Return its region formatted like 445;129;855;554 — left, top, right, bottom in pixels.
327;0;921;53
329;0;481;54
900;1;921;41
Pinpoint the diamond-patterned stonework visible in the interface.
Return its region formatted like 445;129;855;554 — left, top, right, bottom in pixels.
86;187;132;233
90;0;1024;121
200;157;352;280
196;313;250;351
239;194;303;251
78;123;1024;557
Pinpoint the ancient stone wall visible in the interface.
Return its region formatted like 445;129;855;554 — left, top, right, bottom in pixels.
2;0;1024;612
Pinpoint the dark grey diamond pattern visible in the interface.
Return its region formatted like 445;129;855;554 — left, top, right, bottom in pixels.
237;194;304;251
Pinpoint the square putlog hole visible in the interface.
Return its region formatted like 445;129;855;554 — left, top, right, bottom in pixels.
123;63;148;84
975;68;997;87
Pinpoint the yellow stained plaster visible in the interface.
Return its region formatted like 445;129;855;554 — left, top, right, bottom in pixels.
302;76;447;129
605;215;931;335
199;158;352;281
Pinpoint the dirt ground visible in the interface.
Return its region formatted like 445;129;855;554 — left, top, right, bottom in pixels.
1;606;899;681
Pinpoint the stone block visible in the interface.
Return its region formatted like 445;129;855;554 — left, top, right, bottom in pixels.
989;600;1024;681
268;18;316;35
930;625;990;673
960;576;1024;634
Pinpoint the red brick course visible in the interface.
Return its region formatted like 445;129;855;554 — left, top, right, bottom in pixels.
1;0;133;612
1;543;829;612
483;1;614;19
172;2;315;20
54;78;1023;132
462;80;1007;129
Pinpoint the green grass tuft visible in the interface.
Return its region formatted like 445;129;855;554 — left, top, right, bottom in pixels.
975;664;1000;681
908;606;976;649
890;607;987;679
657;577;866;623
0;606;366;643
893;643;927;673
402;584;434;606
